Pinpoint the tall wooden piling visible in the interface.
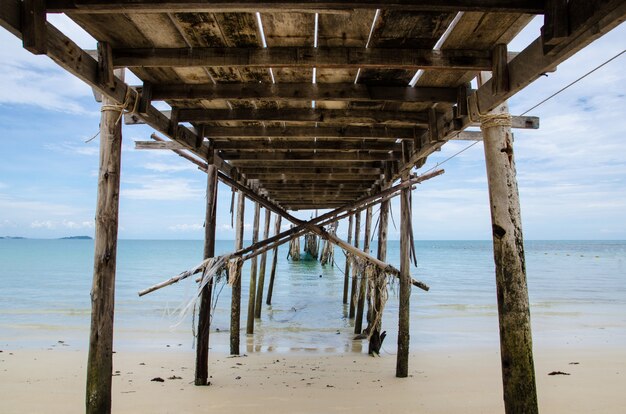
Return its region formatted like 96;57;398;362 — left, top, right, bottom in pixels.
230;191;245;355
86;72;124;414
369;192;389;354
255;208;271;318
396;174;411;378
195;163;218;386
354;207;372;334
342;215;353;304
246;202;261;335
266;215;282;306
482;103;538;414
348;211;361;319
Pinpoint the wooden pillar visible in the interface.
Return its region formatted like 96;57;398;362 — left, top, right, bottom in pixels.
482;103;538;414
354;207;372;334
195;163;218;386
254;208;271;318
230;191;245;355
348;211;361;319
266;215;282;306
246;202;261;335
396;173;411;378
369;194;389;354
86;70;124;414
342;215;353;304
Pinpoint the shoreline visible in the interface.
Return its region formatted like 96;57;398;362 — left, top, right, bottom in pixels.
1;345;624;413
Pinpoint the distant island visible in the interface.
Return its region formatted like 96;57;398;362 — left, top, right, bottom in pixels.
0;236;26;239
60;236;93;240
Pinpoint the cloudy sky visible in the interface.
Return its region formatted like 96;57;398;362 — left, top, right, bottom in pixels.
0;15;624;240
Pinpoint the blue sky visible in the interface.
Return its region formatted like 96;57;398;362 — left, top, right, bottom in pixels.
0;16;624;240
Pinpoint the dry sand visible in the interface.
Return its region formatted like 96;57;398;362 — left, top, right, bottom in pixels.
1;344;624;413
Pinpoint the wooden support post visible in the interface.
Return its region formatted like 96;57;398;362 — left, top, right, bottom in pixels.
194;163;218;386
542;0;569;52
354;206;372;334
255;208;271;318
86;69;124;414
492;44;510;95
97;41;114;90
481;102;538;414
246;202;261;335
137;81;152;116
396;173;411;378
230;191;245;355
342;215;353;304
266;215;281;306
369;189;390;354
348;210;361;319
21;0;46;55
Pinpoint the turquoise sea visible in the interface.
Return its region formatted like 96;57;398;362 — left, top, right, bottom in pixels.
1;239;625;353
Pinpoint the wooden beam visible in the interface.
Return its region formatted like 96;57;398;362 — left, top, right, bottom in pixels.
46;0;546;14
396;173;411;378
349;210;361;319
137;81;152;116
245;173;380;181
342;215;353;304
219;151;400;162
21;0;46;54
230;191;245;355
178;108;429;125
146;83;458;104
201;125;427;140
240;167;382;175
354;206;372;334
213;140;401;152
246;202;261;335
135;141;184;150
542;0;569;50
231;160;384;169
265;214;281;306
254;208;271;318
111;46;494;71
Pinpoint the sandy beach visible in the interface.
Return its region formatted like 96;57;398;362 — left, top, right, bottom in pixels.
1;343;624;413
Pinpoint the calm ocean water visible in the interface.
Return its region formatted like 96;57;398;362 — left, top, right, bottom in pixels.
1;239;625;353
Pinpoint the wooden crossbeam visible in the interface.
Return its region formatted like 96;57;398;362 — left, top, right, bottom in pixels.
239;167;382;175
110;47;494;71
219;151;400;162
212;140;402;152
203;126;426;140
22;0;46;54
178;108;430;125
230;160;384;168
244;173;380;181
46;0;546;14
145;83;459;104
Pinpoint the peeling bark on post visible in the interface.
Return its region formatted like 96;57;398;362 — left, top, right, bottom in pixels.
255;208;271;318
266;215;281;306
230;191;245;355
348;211;361;319
342;215;353;304
86;70;124;414
195;163;218;386
482;102;538;414
246;202;261;335
354;206;372;334
396;173;411;378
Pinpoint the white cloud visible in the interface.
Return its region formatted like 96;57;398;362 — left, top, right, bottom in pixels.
122;178;203;201
143;162;196;173
45;141;100;156
29;219;94;230
30;220;55;229
169;223;203;232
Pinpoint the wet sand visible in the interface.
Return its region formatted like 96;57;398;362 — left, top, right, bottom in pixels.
1;345;624;413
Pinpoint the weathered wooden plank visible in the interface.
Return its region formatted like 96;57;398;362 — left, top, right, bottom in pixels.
137;81;152;116
135;140;185;150
491;43;509;95
111;46;494;70
203;125;427;140
265;214;282;306
542;0;569;48
220;151;400;162
177;108;430;125
245;173;381;180
230;191;245;355
214;140;401;152
96;41;114;90
246;202;261;335
47;0;546;14
396;173;411;378
22;0;46;54
147;82;458;103
240;167;382;174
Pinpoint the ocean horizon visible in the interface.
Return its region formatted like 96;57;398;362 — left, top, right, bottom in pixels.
1;239;625;354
